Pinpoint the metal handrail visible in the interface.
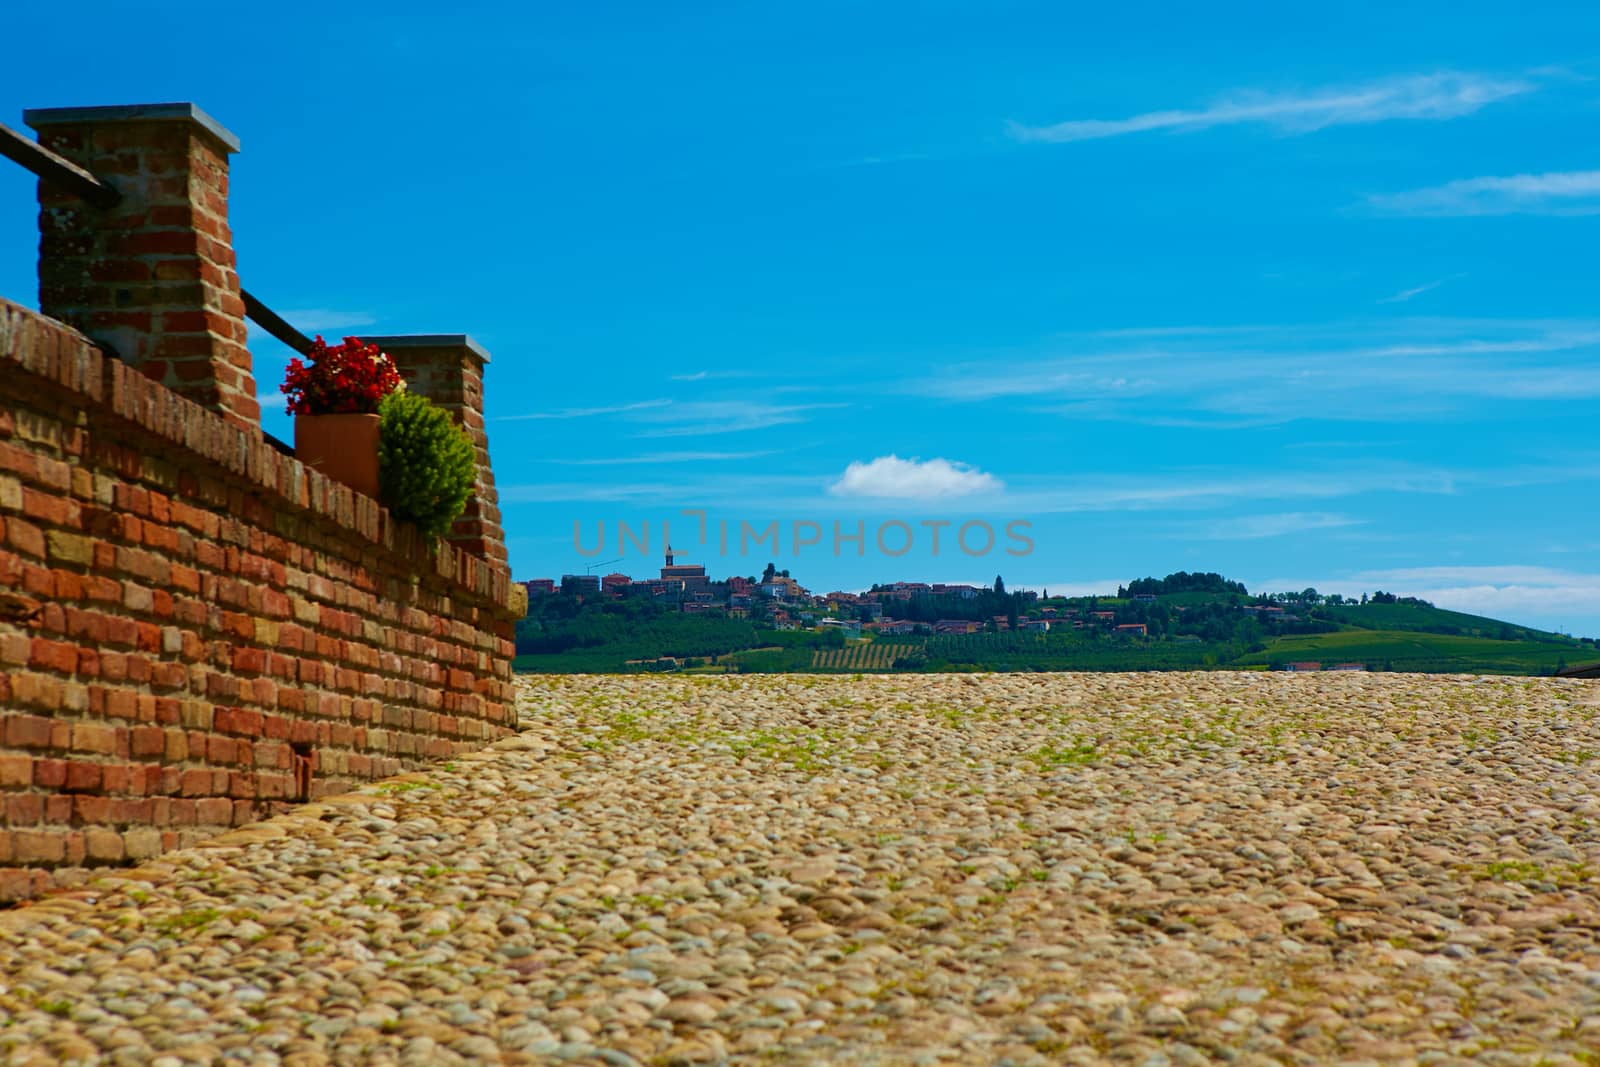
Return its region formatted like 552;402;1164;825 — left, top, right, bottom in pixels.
241;291;313;355
0;121;121;208
1;120;313;355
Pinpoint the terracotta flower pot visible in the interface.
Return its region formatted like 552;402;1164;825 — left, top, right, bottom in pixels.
295;413;381;499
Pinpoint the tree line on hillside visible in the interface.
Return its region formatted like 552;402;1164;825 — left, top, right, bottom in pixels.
1119;572;1249;597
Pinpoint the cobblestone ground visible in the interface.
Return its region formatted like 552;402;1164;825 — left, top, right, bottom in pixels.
4;673;1600;1066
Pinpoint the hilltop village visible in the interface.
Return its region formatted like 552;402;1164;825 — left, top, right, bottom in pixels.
515;553;1594;675
522;547;1127;638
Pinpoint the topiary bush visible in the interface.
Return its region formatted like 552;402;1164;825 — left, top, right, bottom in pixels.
378;391;476;539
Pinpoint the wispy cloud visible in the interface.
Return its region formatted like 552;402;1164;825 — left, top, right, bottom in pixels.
1000;467;1463;515
250;309;377;336
829;455;1003;500
256;392;286;410
1370;170;1600;216
498;472;822;506
498;399;672;421
546;450;776;465
631;400;849;437
1378;275;1461;303
500;458;1585;531
1260;566;1600;633
1010;72;1531;144
810;151;937;171
496;396;844;435
246;309;379;353
1196;512;1366;540
911;317;1600;422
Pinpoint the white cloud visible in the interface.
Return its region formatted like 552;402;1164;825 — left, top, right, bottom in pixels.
829;455;1003;500
256;392;286;409
1370;170;1600;216
1010;72;1531;144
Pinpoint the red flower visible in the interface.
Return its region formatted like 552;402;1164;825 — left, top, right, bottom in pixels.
281;336;404;415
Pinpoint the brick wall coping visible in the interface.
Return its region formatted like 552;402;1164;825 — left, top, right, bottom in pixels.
364;335;492;364
23;103;241;154
0;297;521;620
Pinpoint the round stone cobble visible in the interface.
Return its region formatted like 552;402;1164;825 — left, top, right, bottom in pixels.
2;672;1599;1065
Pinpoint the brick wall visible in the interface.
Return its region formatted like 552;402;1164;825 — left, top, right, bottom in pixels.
0;299;521;903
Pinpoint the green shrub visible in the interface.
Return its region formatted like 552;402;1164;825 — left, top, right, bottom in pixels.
378;391;476;539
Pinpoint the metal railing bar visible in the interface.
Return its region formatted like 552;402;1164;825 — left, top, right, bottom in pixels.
0;121;121;209
241;290;313;354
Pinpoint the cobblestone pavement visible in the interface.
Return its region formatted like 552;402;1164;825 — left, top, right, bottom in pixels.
4;672;1600;1066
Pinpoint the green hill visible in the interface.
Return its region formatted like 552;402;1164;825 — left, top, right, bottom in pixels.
1233;630;1577;675
512;572;1596;676
1318;602;1561;643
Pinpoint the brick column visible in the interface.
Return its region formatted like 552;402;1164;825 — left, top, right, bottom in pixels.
24;103;259;432
366;335;508;564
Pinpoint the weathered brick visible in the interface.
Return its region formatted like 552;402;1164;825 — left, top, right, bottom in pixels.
45;529;93;566
74;795;113;824
10;671;65;711
195;797;232;824
104;688;139;719
164;730;188;760
5;511;47;559
100;763;130;794
123;828;162;859
0;754;33;787
31;758;67;789
28;637;79;674
0;474;23;510
178;768;211;796
0;632;28;666
13;831;66;864
5;714;53;749
64;761;102;792
7;793;44;824
84;827;124;862
123;583;154;613
130;726;165;757
71;722;118;755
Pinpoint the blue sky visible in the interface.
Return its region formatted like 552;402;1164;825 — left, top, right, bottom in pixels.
3;2;1598;636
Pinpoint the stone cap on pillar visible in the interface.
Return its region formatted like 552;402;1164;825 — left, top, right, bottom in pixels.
362;334;507;566
24;102;242;154
365;335;490;424
363;335;491;363
25;100;257;432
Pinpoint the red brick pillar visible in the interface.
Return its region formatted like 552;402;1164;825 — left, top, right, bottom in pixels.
366;335;508;564
25;103;260;432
